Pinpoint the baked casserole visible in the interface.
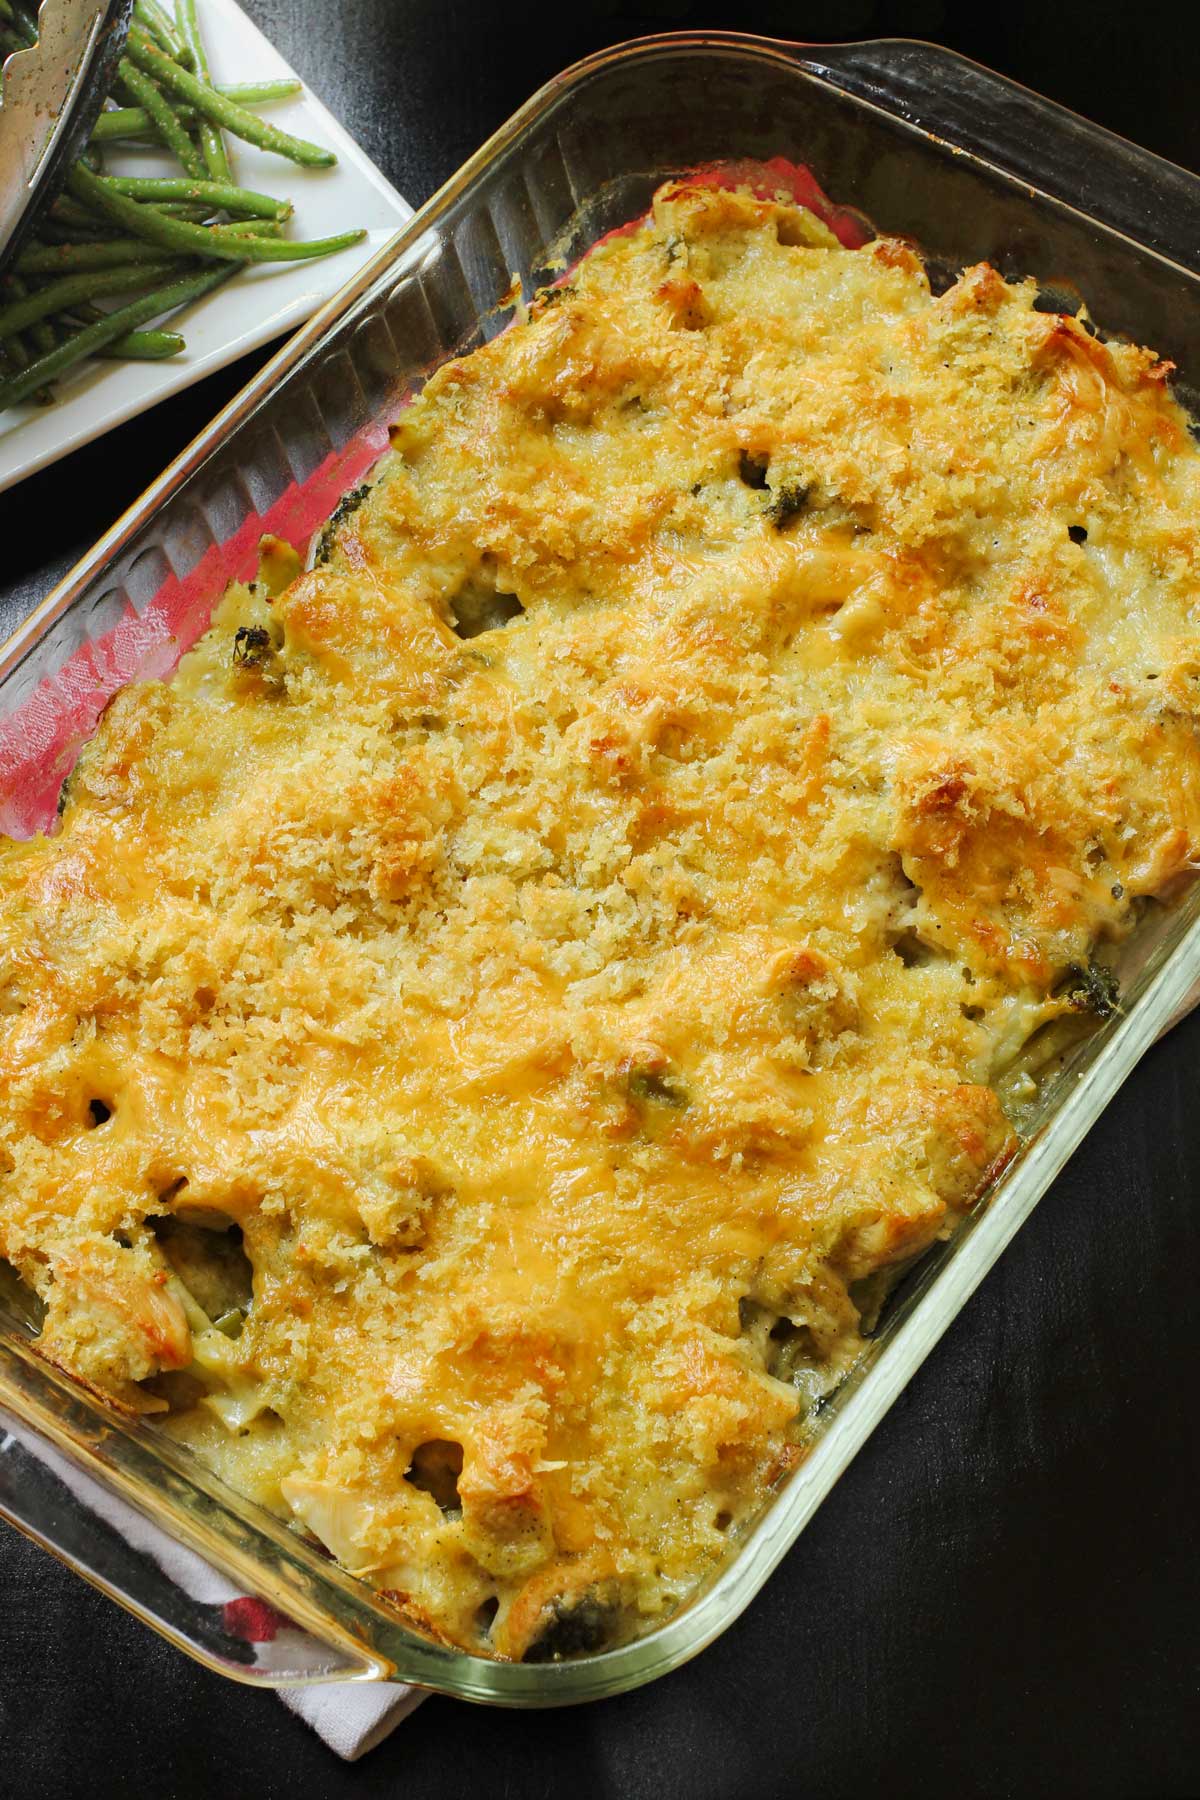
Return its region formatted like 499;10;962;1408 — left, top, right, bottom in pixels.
2;178;1199;1659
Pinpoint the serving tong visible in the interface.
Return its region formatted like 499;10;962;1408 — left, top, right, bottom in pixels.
0;0;133;278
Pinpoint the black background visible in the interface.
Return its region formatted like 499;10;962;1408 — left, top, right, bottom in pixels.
2;5;1199;1797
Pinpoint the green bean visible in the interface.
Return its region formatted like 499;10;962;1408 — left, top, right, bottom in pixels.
0;265;233;410
31;325;57;357
96;328;187;360
60;307;194;348
21;226;274;272
0;299;29;369
116;56;203;177
48;196;116;233
2;276;55;361
51;202;212;226
4;301;55;360
208;220;358;259
125;28;336;167
29;315;57;356
175;0;230;182
0;260;181;338
90;106;155;142
134;0;192;66
31;221;109;245
148;202;212;221
197;103;233;183
199;78;304;105
96;177;290;220
222;219;285;239
47;196;209;238
89;82;303;141
16;238;185;274
213;218;365;261
70;165;364;264
59;305;168;357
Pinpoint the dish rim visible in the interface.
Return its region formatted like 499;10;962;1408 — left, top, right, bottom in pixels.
2;26;1200;1705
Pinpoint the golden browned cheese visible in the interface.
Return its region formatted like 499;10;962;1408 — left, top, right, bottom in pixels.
3;180;1200;1657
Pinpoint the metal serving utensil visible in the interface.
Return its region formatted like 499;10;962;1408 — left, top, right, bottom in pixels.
0;0;133;279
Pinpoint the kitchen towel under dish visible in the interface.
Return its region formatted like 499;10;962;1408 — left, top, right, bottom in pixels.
0;1416;425;1759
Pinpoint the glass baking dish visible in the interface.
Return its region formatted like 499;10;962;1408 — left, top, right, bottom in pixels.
3;30;1200;1705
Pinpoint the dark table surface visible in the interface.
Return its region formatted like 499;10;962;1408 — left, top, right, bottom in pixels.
2;4;1198;1797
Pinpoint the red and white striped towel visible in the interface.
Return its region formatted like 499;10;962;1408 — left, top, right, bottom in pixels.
0;1416;425;1759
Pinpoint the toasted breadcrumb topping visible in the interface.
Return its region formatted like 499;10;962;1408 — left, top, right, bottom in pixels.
3;180;1200;1656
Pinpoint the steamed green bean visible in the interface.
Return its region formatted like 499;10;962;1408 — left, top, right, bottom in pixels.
125;27;336;166
70;165;363;265
0;266;234;410
0;261;182;338
90;83;302;142
133;0;192;67
115;56;203;177
97;176;291;220
175;0;230;181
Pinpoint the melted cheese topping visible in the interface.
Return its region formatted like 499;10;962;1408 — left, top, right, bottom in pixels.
3;180;1200;1658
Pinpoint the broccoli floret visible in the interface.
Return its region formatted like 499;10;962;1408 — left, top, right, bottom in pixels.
531;280;576;314
232;625;272;669
766;480;811;529
313;483;372;567
626;1067;688;1108
1062;957;1120;1020
524;1587;617;1661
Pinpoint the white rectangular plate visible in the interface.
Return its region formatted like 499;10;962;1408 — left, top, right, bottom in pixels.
0;0;412;494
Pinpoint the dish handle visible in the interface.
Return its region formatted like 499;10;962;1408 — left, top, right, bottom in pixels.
0;1394;391;1689
800;37;1200;275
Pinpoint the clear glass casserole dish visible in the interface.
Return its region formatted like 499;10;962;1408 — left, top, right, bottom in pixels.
2;29;1200;1705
